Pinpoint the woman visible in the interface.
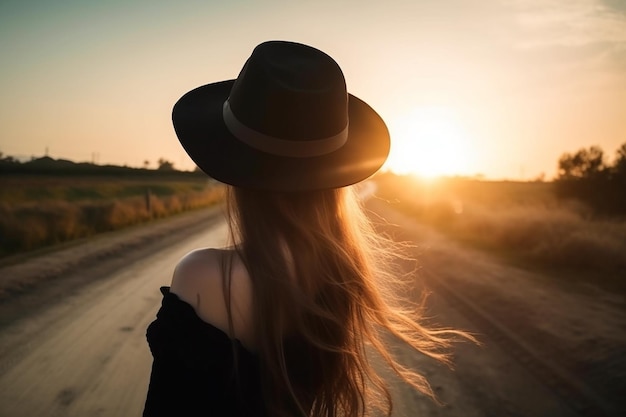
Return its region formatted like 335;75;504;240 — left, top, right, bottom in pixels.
143;41;465;417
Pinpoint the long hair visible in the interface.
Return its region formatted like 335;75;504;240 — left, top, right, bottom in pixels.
223;185;468;417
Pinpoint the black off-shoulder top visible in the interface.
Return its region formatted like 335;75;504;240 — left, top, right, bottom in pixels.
143;287;266;417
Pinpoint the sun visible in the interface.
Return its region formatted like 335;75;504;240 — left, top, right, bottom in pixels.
384;106;474;178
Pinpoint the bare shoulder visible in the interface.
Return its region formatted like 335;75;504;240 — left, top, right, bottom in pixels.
171;248;222;297
169;248;255;348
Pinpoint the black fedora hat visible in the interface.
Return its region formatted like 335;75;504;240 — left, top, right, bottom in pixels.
172;40;390;191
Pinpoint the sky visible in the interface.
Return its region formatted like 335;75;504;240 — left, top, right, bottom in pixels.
1;0;625;180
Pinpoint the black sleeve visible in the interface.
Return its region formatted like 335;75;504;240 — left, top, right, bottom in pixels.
142;287;263;417
142;351;231;416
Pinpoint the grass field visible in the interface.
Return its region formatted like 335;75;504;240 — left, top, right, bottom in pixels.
374;173;626;292
0;175;224;257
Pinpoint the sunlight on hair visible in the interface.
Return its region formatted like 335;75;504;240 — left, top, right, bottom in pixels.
222;185;474;417
385;106;475;179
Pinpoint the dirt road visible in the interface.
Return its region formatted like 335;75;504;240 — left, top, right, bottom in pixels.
0;201;622;416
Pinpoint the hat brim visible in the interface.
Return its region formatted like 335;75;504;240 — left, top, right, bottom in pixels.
172;80;390;191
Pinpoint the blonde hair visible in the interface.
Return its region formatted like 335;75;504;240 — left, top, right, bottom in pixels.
223;185;468;417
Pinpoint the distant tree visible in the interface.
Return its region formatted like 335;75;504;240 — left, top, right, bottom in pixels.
473;173;485;180
557;146;606;180
610;143;626;211
555;143;626;215
613;143;626;177
0;153;17;163
157;158;175;171
144;160;150;169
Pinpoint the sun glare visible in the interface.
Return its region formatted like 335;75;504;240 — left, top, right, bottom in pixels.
385;106;474;178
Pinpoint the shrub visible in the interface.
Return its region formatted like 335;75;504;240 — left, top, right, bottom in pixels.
0;184;224;257
374;174;626;285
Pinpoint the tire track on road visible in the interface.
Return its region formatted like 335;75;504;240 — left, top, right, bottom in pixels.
421;251;621;417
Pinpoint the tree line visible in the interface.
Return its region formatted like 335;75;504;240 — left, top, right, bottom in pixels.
0;154;204;178
3;145;625;215
555;142;626;215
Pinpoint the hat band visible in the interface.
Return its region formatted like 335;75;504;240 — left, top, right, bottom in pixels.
223;101;348;158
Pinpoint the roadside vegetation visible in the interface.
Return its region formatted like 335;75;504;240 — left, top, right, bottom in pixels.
554;143;626;215
0;156;224;258
374;167;626;292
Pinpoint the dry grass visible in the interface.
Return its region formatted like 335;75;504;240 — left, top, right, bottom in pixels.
0;176;224;257
374;173;626;290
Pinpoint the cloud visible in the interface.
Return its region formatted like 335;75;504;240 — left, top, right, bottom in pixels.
507;0;626;48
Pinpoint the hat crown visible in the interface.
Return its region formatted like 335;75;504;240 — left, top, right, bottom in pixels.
227;41;349;141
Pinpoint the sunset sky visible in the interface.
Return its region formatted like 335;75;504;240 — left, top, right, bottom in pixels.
1;0;625;180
